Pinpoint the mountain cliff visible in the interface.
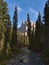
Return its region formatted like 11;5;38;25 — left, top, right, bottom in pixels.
18;21;36;32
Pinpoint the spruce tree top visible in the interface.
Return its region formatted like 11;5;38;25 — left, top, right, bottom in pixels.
44;0;49;26
27;13;30;22
36;12;42;25
47;0;49;6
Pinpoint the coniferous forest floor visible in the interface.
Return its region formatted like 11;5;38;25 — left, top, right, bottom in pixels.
0;47;49;65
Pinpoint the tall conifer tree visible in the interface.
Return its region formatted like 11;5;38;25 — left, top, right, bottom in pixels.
27;13;31;48
0;0;11;53
11;6;18;54
43;0;49;49
35;12;42;51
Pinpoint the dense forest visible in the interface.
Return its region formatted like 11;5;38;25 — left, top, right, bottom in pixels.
0;0;49;65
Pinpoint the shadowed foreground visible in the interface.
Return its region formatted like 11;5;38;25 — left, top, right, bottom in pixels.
7;47;45;65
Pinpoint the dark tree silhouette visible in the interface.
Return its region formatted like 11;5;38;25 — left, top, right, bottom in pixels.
4;14;11;53
31;25;34;49
10;6;18;55
43;0;49;49
0;0;11;53
35;12;42;52
27;13;31;48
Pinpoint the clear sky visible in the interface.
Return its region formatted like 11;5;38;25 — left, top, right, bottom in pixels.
5;0;47;27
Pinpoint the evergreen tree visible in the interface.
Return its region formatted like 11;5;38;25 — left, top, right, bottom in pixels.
35;12;42;52
31;25;34;49
27;13;31;48
4;14;11;53
0;0;6;41
0;0;11;53
43;0;49;49
10;6;18;55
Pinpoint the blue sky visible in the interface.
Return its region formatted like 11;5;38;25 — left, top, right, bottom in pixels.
5;0;47;27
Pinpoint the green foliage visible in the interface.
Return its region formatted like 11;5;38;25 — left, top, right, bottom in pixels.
44;48;49;58
43;0;49;49
31;25;35;49
10;6;18;55
0;0;49;64
0;53;12;65
31;31;34;49
27;13;31;48
0;0;6;41
4;14;12;52
0;0;12;54
35;12;43;51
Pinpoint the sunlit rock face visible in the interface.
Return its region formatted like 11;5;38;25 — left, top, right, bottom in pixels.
18;21;36;36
